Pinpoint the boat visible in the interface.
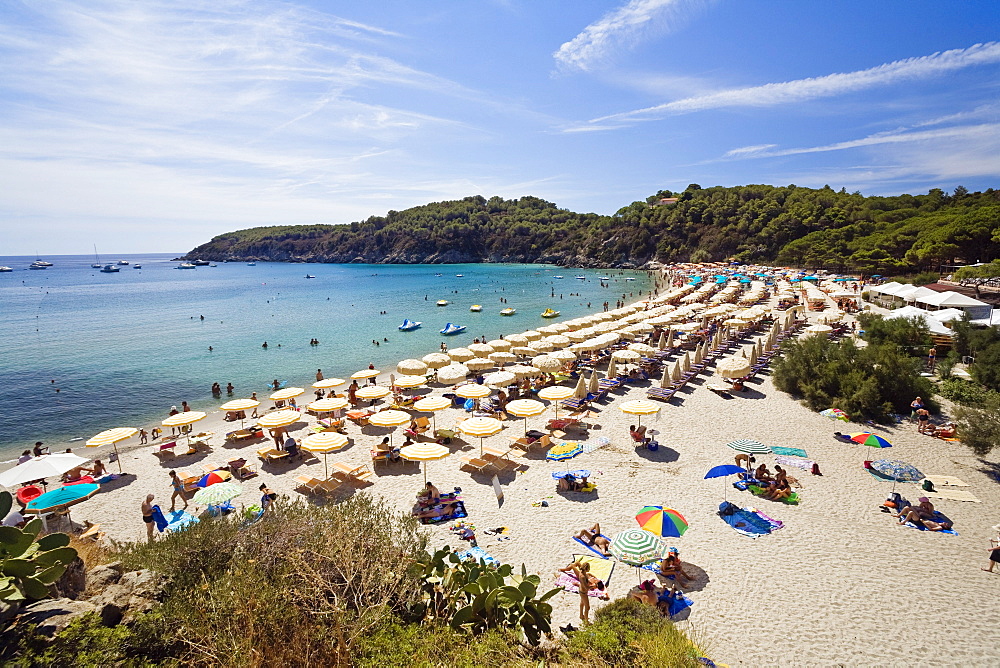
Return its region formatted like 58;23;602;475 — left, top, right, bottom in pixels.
541;308;560;318
28;262;47;270
455;274;464;277
246;262;256;266
599;276;611;280
625;277;636;281
575;276;586;280
434;273;442;277
192;259;210;266
305;275;315;279
554;275;563;279
117;260;129;265
100;264;120;273
399;319;422;331
133;264;142;269
436;300;449;306
0;266;12;272
92;244;104;268
440;323;466;335
32;258;53;267
176;262;196;269
209;264;217;267
469;304;482;312
500;307;516;316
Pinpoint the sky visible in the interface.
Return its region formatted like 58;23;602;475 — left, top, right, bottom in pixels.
1;0;998;254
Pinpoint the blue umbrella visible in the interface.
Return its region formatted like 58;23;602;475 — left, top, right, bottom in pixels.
551;469;591;480
704;464;745;501
25;483;100;525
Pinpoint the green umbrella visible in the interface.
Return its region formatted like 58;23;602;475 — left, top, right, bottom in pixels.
726;438;771;455
609;528;665;582
192;482;243;506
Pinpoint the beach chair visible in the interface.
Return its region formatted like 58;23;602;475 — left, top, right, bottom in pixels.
459;455;493;472
225;427;263;443
370;448;391;467
176;470;201;493
257;447;290;463
318;478;343;495
346;410;374;426
405;416;431;439
646;387;676;402
294;475;324;495
228;458;258;480
78;522;106;542
153;440;178;456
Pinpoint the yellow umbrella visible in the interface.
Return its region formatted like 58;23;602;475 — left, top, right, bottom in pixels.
270;387;304;401
414;396;451;431
308;397;349;413
86;426;136;473
162;411;207;450
369;410;411;428
312;378;346;389
538;385;574;419
506;399;545;436
301;432;349;478
620;399;660;429
458;416;504;456
455;384;491;399
257;410;300;428
220;399;259;411
399;442;450;483
356;385;392;402
351;369;381;380
393;375;426;389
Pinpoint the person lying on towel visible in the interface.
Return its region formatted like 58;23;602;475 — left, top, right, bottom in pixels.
574;523;611;556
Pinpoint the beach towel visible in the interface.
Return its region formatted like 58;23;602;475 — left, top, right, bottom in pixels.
903;512;958;535
748;484;800;505
718;501;783;538
658;589;693;617
419;501;468;525
771;446;807;457
572;554;615;585
922;475;970;487
150;505;169;532
921;489;981;503
165;509;198;532
774;455;814;471
581;436;611;454
555;573;610;599
573;534;611;558
457;546;499;566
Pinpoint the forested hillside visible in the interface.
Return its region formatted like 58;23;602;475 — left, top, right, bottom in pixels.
186;185;1000;271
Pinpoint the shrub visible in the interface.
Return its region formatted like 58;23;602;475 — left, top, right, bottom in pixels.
936;378;1000;407
856;313;931;355
954;396;1000;456
969;342;1000;391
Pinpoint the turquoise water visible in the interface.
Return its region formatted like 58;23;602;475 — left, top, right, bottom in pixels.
0;255;653;460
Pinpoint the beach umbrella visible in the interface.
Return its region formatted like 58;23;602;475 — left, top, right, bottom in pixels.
308;397;349;413
716;356;751;379
635;505;689;538
533;340;555;353
399;442;450;483
437;363;470;384
422;353;451;369
257;409;301;429
870;459;924;492
302;432;350;478
629;342;656;355
522;330;542;341
820;408;849;422
487;339;513;351
489;351;517;365
509;364;541;379
850;432;892;449
484;370;517;387
220;399;259;427
85;426;136;474
610;528;665;580
312;378;346;389
681;352;691;373
458;416;504;456
512;346;539;357
468;343;495;357
192;481;242;506
506;399;546;436
270;387;304;404
456;384;491;399
532;355;563;372
546;440;583;461
370;410;411;428
612;349;642;362
704;464;746;501
197;469;232;487
588;372;600;395
545;335;572;348
659;365;672;388
465;358;494;372
397;359;429;376
162;411;207;449
620;399;659;429
414;396;451;431
748;346;758;366
393;375;426;389
0;453;91;489
573;375;588;399
505;334;529;345
551;469;591;480
24;483;100;524
538;385;574;418
666;329;674;348
805;324;833;336
726;438;771;455
673;322;699;332
356;385;392;402
448;348;475;363
605;357;617;379
550;349;576;362
351;369;381;381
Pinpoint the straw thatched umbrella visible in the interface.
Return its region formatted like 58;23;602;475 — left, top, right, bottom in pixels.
488;351;517;365
522;330;542;341
509;364;541;379
588;372;600;395
487;339;512;351
448;348;475;362
437;363;470;384
465;358;494;372
532;355;563;373
422;352;451;369
660;366;672;388
468;343;495;357
397;359;429;376
505;334;529;345
574;375;588;399
681;352;691;373
716;356;751;379
605;357;618;379
657;330;667;350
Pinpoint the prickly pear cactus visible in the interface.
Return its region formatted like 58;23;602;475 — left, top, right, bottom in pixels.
0;491;78;601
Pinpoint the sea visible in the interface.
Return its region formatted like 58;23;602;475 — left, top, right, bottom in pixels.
0;254;654;462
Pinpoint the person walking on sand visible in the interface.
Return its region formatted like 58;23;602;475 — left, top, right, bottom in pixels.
142;495;156;543
139;428;148;444
250;392;259;418
984;525;1000;572
169;471;188;512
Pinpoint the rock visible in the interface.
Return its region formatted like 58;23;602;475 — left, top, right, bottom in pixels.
118;569;166;602
86;561;124;593
15;598;96;637
53;557;87;600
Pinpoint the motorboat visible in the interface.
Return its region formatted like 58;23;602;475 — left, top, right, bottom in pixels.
455;274;464;277
541;308;560;318
100;264;120;273
500;307;516;316
399;319;422;331
0;266;12;272
625;277;636;281
246;262;256;266
599;276;611;280
575;276;586;280
469;304;482;312
133;264;142;269
28;262;47;270
436;299;449;306
434;273;442;277
440;323;466;335
554;275;563;279
192;259;210;266
176;262;196;269
305;275;315;279
32;258;53;267
117;260;129;265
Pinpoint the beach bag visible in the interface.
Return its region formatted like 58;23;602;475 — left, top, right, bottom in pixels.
922;479;935;493
646;440;659;451
811;462;822;476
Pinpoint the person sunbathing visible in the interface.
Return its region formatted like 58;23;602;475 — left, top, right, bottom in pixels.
896;497;934;521
913;517;953;531
935;422;957;439
765;476;792;501
754;463;773;482
574;523;611;555
658;547;691;583
412;498;460;519
89;460;107;478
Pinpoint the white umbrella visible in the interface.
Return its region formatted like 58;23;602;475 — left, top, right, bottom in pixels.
488;351;517;365
393;375;426;389
532;355;563;372
313;378;346;389
437;363;470;384
458;416;504;456
511;346;539;357
549;349;577;362
716;357;751;379
0;453;90;488
399;442;450;483
351;369;380;380
468;343;495;357
509;364;541;379
397;359;429;376
505;334;529;345
356;385;392;401
484;371;517;387
629;343;656;355
465;358;495;371
612;349;642;362
449;348;475;362
422;353;451;369
521;330;543;341
487;339;512;351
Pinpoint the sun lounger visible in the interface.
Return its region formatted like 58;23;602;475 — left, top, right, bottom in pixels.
346;410;374;426
331;462;374;482
228;458;258;480
921;489;981;503
225;427;263;443
257;447;290;463
646;387;676;402
153;440;178;455
294;475;324;494
459;455;493;472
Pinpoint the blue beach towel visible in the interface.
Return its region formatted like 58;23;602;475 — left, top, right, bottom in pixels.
718;501;783;538
771;446;807;457
150;505;169;532
164;509;198;533
659;590;693;617
457;546;499;566
573;534;611;558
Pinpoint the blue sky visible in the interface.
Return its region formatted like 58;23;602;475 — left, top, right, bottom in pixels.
1;0;998;254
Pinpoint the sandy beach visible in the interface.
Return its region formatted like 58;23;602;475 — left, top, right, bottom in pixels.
5;284;1000;666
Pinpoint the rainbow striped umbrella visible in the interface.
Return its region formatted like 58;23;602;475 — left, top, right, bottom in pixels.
635;505;689;538
849;432;892;448
197;470;232;487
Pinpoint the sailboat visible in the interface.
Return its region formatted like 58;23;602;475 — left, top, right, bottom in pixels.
92;245;104;269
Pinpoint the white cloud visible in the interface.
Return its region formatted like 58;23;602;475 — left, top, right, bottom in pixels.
591;41;1000;123
554;0;709;72
723;144;777;158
